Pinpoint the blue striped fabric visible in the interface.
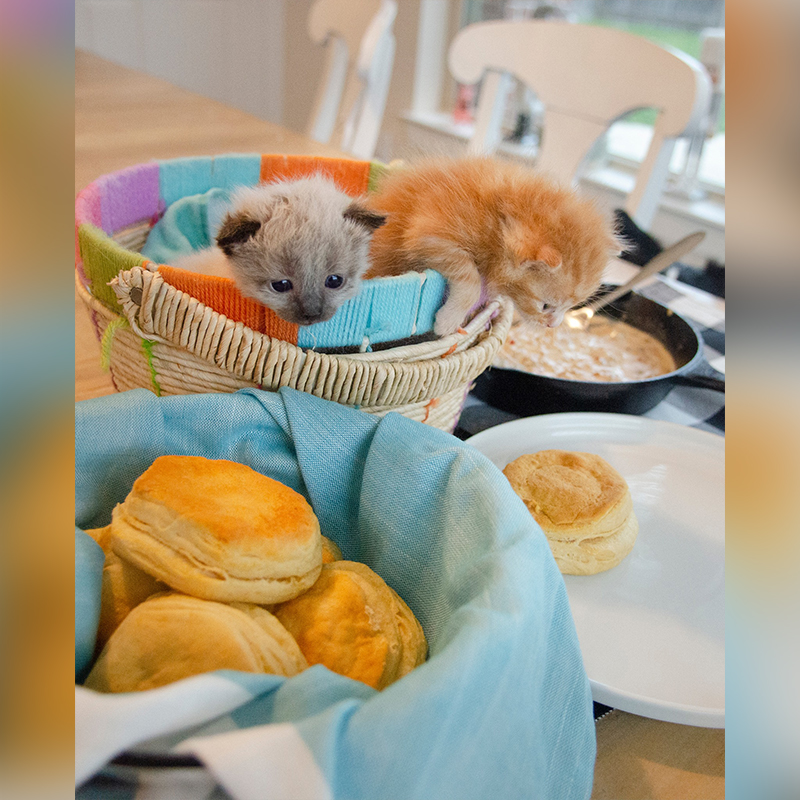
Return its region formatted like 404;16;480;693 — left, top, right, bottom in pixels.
141;188;232;267
296;271;447;350
157;156;215;209
75;530;104;682
209;153;262;191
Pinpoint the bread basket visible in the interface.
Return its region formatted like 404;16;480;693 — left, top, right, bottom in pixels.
75;153;513;432
75;388;596;798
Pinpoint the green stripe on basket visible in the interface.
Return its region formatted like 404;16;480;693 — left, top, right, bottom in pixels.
140;338;163;396
368;161;389;192
99;317;129;370
77;223;147;311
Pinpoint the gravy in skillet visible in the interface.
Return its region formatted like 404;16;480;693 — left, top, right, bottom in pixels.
494;316;676;382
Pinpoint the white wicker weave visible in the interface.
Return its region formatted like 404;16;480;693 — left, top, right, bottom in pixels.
77;260;512;432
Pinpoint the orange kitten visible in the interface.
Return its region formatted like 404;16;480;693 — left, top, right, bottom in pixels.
364;157;620;335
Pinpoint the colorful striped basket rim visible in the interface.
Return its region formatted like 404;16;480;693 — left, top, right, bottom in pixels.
75;154;446;351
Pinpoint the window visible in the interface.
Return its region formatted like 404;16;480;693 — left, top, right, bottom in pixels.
410;1;725;196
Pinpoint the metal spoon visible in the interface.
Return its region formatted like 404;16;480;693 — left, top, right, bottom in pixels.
565;230;707;329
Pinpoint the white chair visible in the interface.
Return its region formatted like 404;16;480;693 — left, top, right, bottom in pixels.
448;19;712;230
306;0;397;161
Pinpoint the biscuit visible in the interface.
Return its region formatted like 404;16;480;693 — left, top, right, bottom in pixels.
84;525;111;549
84;524;167;652
96;550;168;652
273;561;426;690
109;456;323;604
321;536;343;564
388;587;428;678
84;592;308;693
503;449;638;575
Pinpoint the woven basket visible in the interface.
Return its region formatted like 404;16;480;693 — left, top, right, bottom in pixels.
76;154;513;432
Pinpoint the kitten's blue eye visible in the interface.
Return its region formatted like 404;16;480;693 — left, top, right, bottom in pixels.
325;274;344;289
542;303;552;312
271;279;293;293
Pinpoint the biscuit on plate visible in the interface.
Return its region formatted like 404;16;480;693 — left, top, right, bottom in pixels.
273;561;427;690
84;592;307;693
503;449;638;575
109;455;323;604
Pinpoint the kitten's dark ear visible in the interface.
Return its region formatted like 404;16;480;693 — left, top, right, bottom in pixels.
610;232;628;258
343;202;387;232
216;214;262;255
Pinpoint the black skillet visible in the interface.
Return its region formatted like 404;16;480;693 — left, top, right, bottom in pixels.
470;287;725;417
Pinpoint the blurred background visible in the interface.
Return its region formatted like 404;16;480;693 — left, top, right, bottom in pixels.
2;0;800;797
74;0;726;269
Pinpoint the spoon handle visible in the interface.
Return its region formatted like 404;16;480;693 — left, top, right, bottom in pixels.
587;231;707;313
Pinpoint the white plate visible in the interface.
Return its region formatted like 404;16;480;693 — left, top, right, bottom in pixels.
467;413;724;728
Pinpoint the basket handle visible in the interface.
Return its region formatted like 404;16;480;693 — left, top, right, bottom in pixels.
111;267;171;344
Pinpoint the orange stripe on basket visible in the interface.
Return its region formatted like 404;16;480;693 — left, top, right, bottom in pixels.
158;265;298;343
259;154;372;197
422;397;439;423
441;343;458;358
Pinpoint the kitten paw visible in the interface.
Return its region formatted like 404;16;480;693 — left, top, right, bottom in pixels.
434;304;466;336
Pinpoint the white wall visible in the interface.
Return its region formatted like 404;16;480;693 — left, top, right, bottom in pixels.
75;0;286;124
75;0;430;159
75;0;723;264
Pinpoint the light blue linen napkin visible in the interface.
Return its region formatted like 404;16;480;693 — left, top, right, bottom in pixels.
75;387;595;799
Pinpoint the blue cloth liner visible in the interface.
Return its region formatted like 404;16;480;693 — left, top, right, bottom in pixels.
141;187;232;266
75;529;105;681
141;189;448;348
76;388;595;799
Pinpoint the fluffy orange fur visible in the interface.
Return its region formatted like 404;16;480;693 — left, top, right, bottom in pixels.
365;157;620;334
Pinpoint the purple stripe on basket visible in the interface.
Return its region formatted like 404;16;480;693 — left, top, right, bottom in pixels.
98;162;161;234
75;181;102;227
468;278;491;317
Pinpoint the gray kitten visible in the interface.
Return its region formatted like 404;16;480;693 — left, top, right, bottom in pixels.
213;175;386;326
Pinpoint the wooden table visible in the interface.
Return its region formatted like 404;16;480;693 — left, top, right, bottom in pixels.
75;49;346;402
75;51;724;798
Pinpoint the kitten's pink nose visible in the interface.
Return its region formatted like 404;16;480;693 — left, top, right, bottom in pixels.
545;310;565;328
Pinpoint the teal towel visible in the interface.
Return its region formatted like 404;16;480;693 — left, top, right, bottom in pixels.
75;529;105;681
75;388;595;799
141;187;232;265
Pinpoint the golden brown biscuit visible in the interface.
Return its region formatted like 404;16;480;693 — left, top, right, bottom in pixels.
273;561;426;690
321;536;343;564
109;456;323;604
84;592;308;693
84;524;168;652
503;449;638;575
84;525;111;549
388;587;428;678
96;550;168;652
